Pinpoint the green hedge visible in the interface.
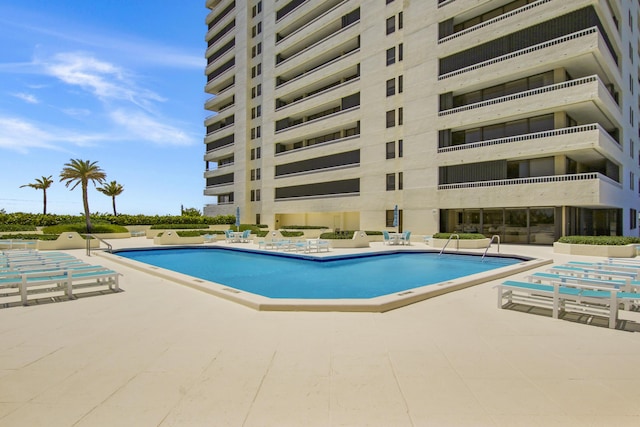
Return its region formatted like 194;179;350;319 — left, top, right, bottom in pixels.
42;223;129;234
279;225;329;230
0;234;59;241
0;212;235;227
433;233;487;240
150;224;210;230
0;224;37;232
558;236;640;246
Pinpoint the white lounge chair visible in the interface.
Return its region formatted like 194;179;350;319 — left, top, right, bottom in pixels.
497;280;639;329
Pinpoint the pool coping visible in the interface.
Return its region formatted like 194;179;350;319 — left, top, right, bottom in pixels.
100;246;552;312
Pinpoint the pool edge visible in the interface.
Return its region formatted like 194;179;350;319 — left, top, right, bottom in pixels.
99;249;552;312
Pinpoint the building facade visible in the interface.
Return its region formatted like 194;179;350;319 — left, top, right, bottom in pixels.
203;0;640;244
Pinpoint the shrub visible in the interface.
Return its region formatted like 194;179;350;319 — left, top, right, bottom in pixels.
433;233;487;240
279;225;329;230
0;234;59;241
280;231;304;238
0;224;37;232
150;224;210;230
319;231;368;239
42;223;129;234
558;236;640;246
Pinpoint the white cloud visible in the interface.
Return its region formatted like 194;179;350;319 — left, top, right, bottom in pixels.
12;92;39;104
42;52;164;110
110;109;194;146
61;108;91;117
0;116;107;153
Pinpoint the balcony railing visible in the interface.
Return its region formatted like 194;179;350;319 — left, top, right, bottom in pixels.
439;76;600;116
439;0;551;44
438;172;620;190
276;21;359;68
276;47;359;89
275;105;359;134
438;124;607;153
438;27;598;80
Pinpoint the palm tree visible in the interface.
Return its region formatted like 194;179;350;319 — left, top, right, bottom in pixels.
20;176;54;214
59;159;106;232
97;180;124;216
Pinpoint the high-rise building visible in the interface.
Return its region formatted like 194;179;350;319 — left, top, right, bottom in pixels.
203;0;640;244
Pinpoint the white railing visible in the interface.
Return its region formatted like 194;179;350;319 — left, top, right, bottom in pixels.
438;172;621;190
439;75;598;116
275;48;359;90
276;77;359;112
276;21;358;69
275;105;359;134
437;124;607;153
439;0;552;44
276;1;347;45
439;27;598;80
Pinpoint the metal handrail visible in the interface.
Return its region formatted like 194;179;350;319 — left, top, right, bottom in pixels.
84;234;113;256
482;235;501;261
439;234;459;255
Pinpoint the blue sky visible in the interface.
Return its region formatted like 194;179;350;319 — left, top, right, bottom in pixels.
0;1;209;215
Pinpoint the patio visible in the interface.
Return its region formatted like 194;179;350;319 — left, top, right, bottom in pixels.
0;240;639;426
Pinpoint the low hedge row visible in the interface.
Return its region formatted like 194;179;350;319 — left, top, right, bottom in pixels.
0;212;236;227
433;233;487;240
0;234;59;241
150;224;210;230
558;236;640;246
42;223;129;234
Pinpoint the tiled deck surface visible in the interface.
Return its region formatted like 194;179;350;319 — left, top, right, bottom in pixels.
1;238;640;426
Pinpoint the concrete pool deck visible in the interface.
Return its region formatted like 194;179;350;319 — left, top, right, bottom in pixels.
1;238;640;426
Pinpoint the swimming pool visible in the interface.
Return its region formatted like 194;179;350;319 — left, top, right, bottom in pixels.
110;247;549;311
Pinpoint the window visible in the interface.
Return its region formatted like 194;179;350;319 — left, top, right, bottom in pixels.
256;146;261;158
386;47;396;65
257;84;262;96
386;110;395;127
631;172;635;191
250;169;255;180
386;16;395;35
256;126;261;138
251;128;256;139
386;141;395;159
386;173;395;191
256;189;261;201
251;86;256;98
250;190;255;201
398;139;403;157
398;108;403;125
398;172;403;190
631;208;637;229
386;78;395;96
398;12;403;29
256;168;261;180
631;139;635;158
251;148;255;160
398;43;403;61
398;75;403;93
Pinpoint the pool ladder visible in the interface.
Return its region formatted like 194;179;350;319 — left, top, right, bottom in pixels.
439;234;459;255
84;233;113;256
481;235;500;261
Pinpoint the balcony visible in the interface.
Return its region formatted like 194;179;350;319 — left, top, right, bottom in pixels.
442;0;556;44
275;26;360;83
438;173;621;207
438;27;619;88
438;75;621;130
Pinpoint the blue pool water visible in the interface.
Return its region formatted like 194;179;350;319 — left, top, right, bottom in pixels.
115;248;524;299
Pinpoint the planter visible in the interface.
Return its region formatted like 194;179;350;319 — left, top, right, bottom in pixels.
153;231;204;245
36;232;100;250
553;242;638;258
430;238;491;249
324;231;370;248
